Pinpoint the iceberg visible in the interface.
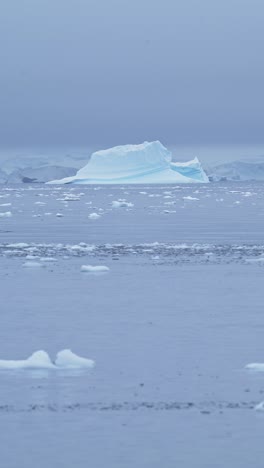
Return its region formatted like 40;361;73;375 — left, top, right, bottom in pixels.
170;157;208;183
6;165;77;184
206;160;264;181
47;141;209;185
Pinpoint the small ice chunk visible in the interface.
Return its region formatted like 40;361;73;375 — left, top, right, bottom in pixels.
0;211;12;217
182;196;199;201
23;261;43;268
255;402;264;411
81;265;109;273
89;212;101;219
40;257;57;262
0;351;55;370
56;213;64;217
55;349;95;369
246;363;264;371
112;200;134;208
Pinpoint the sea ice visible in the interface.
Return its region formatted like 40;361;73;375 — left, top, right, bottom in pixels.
23;261;43;268
0;211;12;217
245;363;264;371
55;349;95;369
0;350;95;370
255;402;264;411
81;265;110;273
112;200;134;208
0;351;55;370
88;213;101;219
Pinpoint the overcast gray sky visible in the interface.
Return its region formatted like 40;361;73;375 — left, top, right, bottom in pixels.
0;0;264;148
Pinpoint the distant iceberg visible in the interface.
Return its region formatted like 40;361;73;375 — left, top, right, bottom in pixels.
47;141;209;184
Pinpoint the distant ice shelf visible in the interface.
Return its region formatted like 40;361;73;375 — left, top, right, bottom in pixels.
47;141;209;185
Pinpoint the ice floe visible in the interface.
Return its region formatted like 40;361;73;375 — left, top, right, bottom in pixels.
112;200;134;208
0;350;95;371
0;211;12;217
81;265;110;273
255;402;264;411
55;349;95;368
245;363;264;371
0;351;55;370
88;212;101;219
23;261;43;268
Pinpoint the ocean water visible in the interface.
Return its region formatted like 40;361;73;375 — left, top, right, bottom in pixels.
1;182;264;467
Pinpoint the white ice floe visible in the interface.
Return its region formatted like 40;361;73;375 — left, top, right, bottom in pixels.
0;350;95;370
255;402;264;411
246;257;264;264
23;261;43;268
40;257;57;262
112;200;134;208
56;213;64;217
55;349;95;369
0;351;55;370
0;211;12;217
81;265;110;273
88;212;101;220
245;363;264;371
182;196;199;201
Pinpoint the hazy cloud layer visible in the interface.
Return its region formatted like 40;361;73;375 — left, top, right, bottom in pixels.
0;0;264;147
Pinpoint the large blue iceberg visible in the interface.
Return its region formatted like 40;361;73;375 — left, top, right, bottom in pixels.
48;141;209;184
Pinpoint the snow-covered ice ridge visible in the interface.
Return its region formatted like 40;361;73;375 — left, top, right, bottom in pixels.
48;141;209;184
2;242;264;264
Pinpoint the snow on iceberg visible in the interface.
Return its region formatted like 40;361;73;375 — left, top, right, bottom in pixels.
47;141;209;185
0;350;95;370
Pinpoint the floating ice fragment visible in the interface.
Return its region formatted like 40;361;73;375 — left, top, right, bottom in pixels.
0;351;55;370
112;200;134;208
56;213;64;217
0;350;95;371
89;212;101;219
23;261;43;268
40;257;57;262
255;402;264;411
55;349;95;369
246;363;264;371
246;257;264;264
81;265;109;273
0;211;12;217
